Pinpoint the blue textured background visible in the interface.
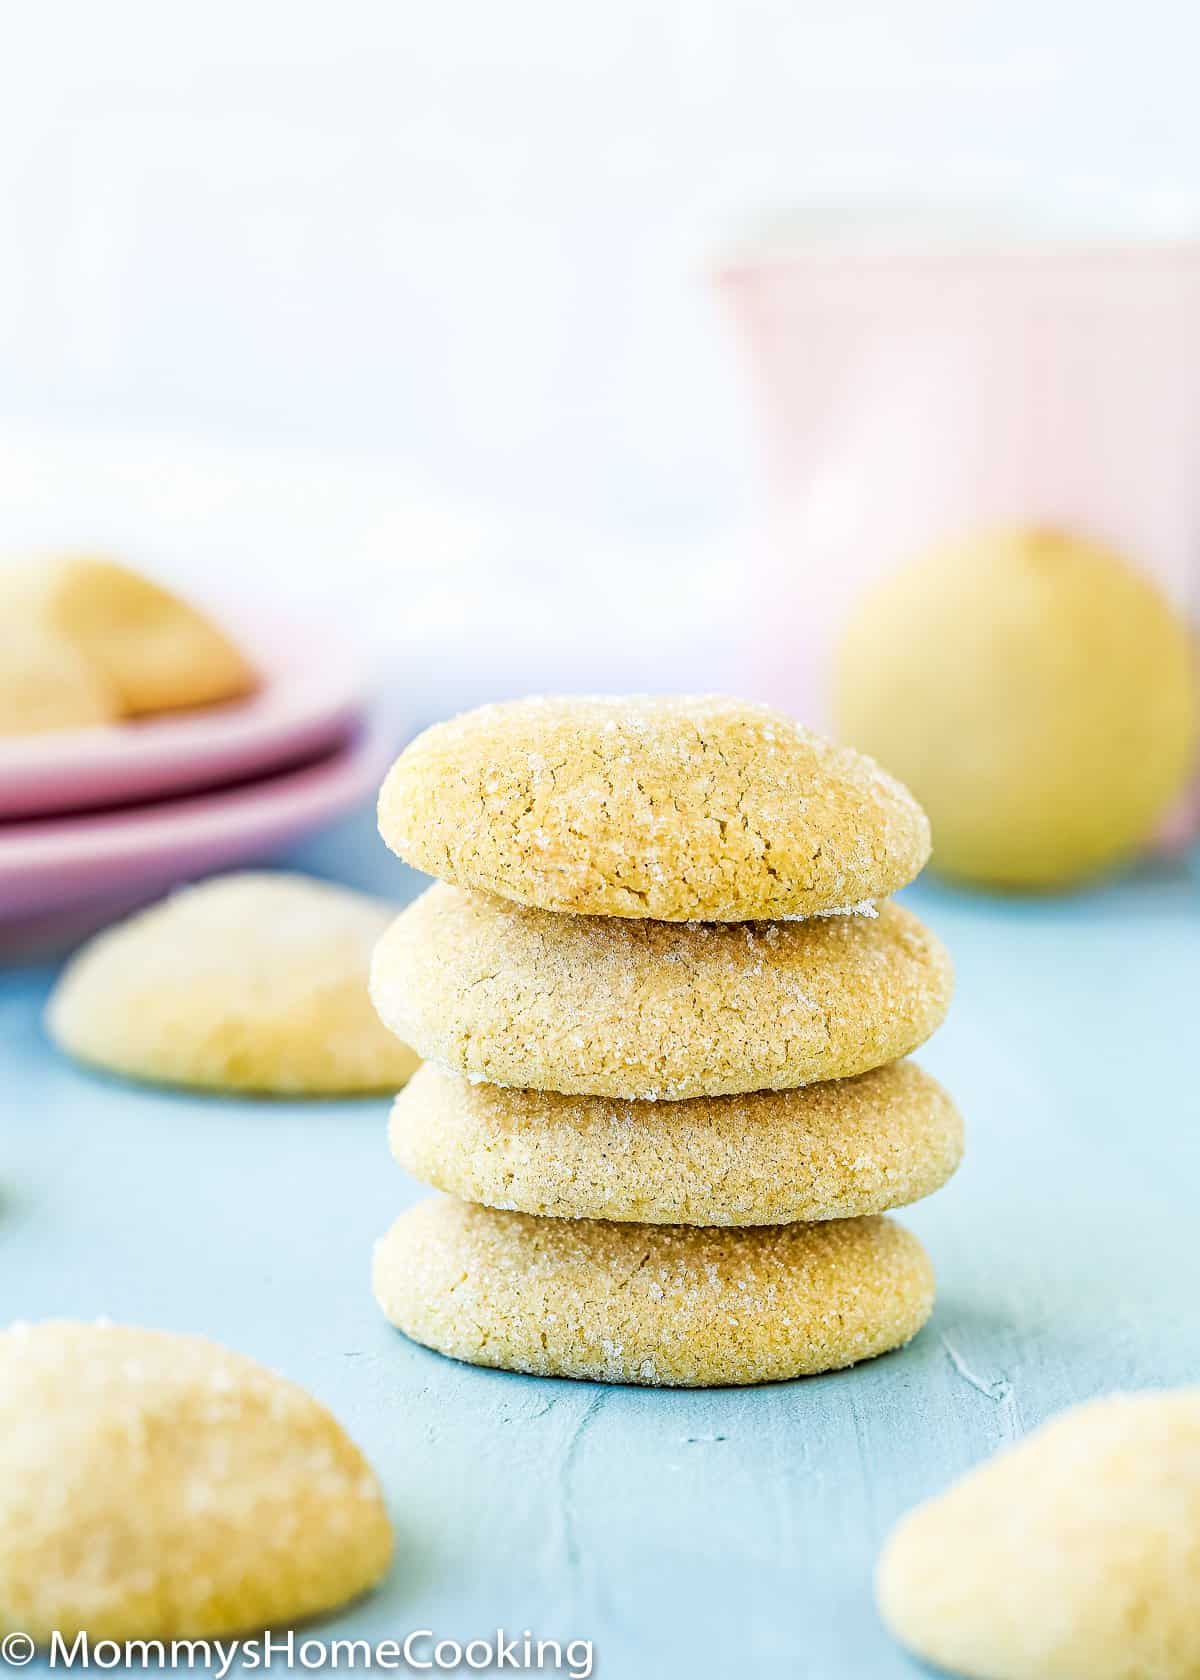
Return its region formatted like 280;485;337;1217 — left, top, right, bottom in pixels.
3;803;1197;1679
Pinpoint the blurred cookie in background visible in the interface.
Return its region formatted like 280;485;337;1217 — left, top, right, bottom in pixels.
0;621;118;735
0;556;256;729
834;526;1199;890
47;872;420;1097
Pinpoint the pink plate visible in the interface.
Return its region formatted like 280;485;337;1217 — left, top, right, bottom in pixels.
0;721;394;958
0;623;366;820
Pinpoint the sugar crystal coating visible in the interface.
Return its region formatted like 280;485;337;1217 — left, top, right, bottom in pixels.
370;884;952;1099
375;1196;935;1386
391;1058;962;1224
0;1321;393;1642
378;694;931;920
877;1389;1200;1679
49;872;420;1095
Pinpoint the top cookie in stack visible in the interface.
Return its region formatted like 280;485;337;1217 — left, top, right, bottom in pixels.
376;694;931;922
370;696;959;1388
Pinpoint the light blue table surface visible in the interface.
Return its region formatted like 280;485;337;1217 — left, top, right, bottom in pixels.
3;805;1198;1680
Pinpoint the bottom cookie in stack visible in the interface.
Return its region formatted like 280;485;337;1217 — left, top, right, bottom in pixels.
374;1196;935;1389
373;1060;960;1387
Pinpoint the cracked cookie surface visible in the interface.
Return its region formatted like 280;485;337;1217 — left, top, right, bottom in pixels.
391;1059;962;1224
377;695;930;920
374;1196;935;1386
370;884;952;1099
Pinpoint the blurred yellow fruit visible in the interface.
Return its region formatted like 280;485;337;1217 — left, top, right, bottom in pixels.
833;527;1199;889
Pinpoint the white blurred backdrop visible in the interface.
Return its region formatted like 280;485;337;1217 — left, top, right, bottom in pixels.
2;0;1199;705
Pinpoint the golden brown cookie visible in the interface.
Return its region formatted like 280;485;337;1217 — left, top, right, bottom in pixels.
375;1197;934;1386
2;557;256;717
0;1320;392;1643
370;884;952;1099
835;526;1199;888
390;1059;962;1224
378;695;930;920
877;1389;1200;1680
49;872;420;1096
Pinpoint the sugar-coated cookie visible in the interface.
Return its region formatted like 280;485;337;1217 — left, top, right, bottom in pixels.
378;695;931;920
391;1059;962;1225
2;557;256;718
877;1389;1200;1680
370;884;952;1099
48;872;420;1095
835;526;1199;888
0;1320;392;1643
374;1196;934;1386
0;622;118;734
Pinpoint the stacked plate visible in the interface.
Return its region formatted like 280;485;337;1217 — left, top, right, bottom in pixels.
0;624;391;957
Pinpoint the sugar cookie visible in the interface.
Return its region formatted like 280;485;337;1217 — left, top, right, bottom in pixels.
877;1389;1200;1680
370;884;952;1099
378;694;930;920
0;1320;392;1643
0;622;117;734
374;1196;934;1386
391;1059;962;1225
835;526;1199;888
48;872;420;1095
2;557;256;717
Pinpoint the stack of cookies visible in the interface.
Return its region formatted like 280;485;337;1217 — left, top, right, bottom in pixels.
369;696;960;1388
